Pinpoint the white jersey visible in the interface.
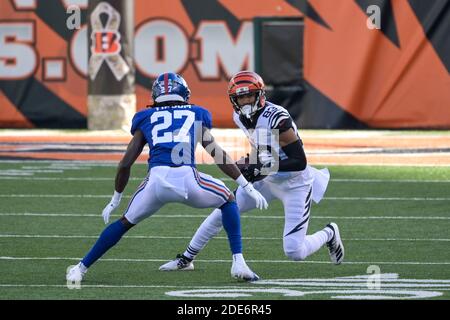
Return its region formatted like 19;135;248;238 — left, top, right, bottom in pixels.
233;101;300;180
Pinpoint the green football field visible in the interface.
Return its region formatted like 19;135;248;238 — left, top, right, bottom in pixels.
0;161;449;300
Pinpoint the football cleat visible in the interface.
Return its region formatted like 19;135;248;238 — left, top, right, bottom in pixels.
66;262;86;282
326;223;345;265
231;260;260;282
159;254;194;271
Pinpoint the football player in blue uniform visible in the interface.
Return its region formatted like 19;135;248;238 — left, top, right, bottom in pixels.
160;71;344;272
66;72;268;284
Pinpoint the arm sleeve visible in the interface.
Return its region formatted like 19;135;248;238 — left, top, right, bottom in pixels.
270;110;290;130
277;139;307;171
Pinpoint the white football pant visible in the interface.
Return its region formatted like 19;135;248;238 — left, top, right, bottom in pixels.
186;166;331;261
124;166;231;224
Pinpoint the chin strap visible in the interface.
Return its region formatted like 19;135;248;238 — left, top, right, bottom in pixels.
231;90;265;122
239;92;262;119
241;104;254;119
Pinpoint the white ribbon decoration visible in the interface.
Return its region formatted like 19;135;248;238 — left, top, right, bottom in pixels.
89;1;130;81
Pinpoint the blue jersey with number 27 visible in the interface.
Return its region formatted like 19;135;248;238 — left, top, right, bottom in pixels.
131;104;212;169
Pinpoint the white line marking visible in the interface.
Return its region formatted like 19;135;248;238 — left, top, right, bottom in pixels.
0;159;449;167
0;177;118;181
324;197;450;201
1;284;445;293
332;178;450;183
0;234;449;242
1;176;448;183
0;284;249;289
0;194;111;198
254;282;450;288
1;194;449;201
309;216;450;220
1;256;449;265
0;284;174;288
0;160;118;165
0;284;447;299
0;213;449;220
0;170;64;175
222;178;450;183
166;288;445;299
261;276;450;284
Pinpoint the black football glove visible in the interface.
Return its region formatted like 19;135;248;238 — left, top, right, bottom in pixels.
236;154;271;183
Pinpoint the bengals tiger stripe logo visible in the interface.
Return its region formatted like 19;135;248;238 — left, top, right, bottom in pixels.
92;31;121;55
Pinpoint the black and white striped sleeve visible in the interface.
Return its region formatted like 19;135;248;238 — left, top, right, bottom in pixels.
269;110;292;132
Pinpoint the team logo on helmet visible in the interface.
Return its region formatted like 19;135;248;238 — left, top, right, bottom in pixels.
152;72;191;103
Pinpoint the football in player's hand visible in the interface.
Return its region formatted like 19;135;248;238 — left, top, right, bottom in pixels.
236;154;268;183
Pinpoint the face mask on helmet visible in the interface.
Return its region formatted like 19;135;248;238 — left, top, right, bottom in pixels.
228;71;266;119
152;72;191;103
230;91;262;119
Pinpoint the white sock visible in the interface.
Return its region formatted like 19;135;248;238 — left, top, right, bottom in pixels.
183;209;223;260
285;229;331;261
232;253;245;264
303;230;330;255
324;226;334;242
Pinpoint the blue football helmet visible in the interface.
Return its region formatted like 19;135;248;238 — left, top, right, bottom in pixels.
152;72;191;103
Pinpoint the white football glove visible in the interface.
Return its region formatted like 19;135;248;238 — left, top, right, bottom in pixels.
242;182;268;210
235;174;268;210
102;191;122;224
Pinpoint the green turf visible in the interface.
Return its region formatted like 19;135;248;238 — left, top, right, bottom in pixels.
0;161;449;300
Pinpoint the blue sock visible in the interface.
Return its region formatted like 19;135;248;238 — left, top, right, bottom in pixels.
220;201;242;254
81;219;128;268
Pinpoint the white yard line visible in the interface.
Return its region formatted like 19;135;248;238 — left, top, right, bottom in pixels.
0;159;449;167
324;197;450;201
223;178;450;183
0;234;449;242
1;194;449;201
1;256;449;265
0;176;116;181
0;284;449;290
0;160;118;165
0;284;179;289
0;176;448;183
331;179;449;183
0;212;449;220
0;284;246;289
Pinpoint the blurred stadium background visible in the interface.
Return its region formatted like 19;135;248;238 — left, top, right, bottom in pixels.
0;0;449;300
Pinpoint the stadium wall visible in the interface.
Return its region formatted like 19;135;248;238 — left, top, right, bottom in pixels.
0;0;449;129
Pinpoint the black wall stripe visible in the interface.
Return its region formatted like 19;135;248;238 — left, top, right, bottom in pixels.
408;0;450;73
289;80;369;129
0;78;86;128
34;1;87;41
181;0;241;37
285;0;331;30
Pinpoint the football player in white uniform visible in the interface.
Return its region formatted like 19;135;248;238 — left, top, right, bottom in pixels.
160;71;344;273
66;72;268;284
